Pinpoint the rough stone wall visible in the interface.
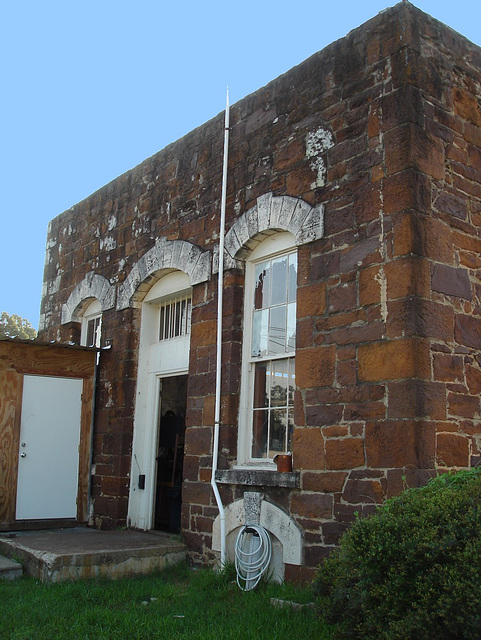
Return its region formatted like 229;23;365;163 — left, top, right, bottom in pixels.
39;2;481;576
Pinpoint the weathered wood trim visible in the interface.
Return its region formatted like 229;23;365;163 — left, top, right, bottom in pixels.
0;340;96;528
77;377;94;522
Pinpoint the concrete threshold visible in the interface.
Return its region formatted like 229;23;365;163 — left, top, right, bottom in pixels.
0;528;187;583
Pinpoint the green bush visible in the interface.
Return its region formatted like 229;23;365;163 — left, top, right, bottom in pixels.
313;468;481;639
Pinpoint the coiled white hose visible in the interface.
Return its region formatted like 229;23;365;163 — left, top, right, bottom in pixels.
234;524;272;591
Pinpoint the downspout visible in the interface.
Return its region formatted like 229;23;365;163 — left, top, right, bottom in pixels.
87;349;100;523
211;89;230;567
87;344;110;523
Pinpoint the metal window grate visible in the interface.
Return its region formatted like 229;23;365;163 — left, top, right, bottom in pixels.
159;295;192;341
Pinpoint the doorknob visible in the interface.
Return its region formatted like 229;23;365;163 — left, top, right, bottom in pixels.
20;452;27;458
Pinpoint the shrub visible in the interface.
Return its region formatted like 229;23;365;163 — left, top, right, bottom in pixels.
313;468;481;639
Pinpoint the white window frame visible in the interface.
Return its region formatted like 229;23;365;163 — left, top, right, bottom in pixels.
80;299;102;348
238;232;297;468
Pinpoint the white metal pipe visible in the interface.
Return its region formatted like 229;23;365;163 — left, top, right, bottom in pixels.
211;89;230;567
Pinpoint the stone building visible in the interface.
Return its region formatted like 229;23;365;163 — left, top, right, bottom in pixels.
38;2;481;582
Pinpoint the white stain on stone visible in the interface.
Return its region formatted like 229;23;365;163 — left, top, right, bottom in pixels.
306;127;335;189
49;273;62;295
107;215;117;232
375;267;388;324
46;235;57;249
100;236;117;252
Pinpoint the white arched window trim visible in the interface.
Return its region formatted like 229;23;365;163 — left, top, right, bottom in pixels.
80;299;102;348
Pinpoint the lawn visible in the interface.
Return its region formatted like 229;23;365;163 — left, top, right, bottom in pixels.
0;562;333;639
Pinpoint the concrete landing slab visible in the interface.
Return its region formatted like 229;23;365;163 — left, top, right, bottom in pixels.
0;528;186;583
0;555;23;580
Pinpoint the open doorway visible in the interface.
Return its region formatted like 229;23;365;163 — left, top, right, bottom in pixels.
154;375;187;532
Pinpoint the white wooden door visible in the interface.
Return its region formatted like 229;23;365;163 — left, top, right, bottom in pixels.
16;375;83;520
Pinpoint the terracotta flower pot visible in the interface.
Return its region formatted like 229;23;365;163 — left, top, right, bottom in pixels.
274;454;293;472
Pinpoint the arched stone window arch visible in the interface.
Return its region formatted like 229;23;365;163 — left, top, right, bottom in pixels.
117;238;211;310
61;272;115;324
224;193;324;262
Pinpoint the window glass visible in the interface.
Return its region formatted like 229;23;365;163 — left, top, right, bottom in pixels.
270;255;288;306
252;309;269;358
247;247;297;461
250;358;295;459
86;316;101;348
81;300;102;348
288;252;297;303
269;305;286;355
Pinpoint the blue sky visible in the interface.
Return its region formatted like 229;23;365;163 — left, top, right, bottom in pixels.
1;0;480;330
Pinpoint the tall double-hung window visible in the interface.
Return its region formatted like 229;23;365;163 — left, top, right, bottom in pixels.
240;233;297;464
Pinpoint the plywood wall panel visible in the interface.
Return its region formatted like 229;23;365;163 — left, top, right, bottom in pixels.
0;371;21;524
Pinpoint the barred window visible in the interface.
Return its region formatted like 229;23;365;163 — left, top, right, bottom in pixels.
159;295;192;341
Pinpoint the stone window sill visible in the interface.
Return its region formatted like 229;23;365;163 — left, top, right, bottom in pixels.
214;468;300;488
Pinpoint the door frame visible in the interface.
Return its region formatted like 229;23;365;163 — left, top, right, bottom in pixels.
153;373;188;531
127;271;191;530
0;340;96;530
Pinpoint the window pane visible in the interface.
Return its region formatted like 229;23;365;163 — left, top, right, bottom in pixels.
254;261;269;310
186;299;192;334
270;255;287;306
287;302;296;352
159;306;165;340
165;306;171;339
86;320;95;348
270;360;288;407
252;409;268;458
287;410;294;452
269;305;286;355
288;252;297;303
269;409;287;454
288;359;296;403
253;363;268;409
252;309;268;357
174;300;181;336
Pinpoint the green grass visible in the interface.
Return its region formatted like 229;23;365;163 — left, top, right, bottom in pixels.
0;562;333;639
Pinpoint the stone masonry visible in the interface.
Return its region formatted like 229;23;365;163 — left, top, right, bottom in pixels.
39;3;481;581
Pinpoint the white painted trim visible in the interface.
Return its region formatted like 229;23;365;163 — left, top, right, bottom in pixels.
127;271;191;530
80;299;102;347
212;497;303;565
238;232;297;466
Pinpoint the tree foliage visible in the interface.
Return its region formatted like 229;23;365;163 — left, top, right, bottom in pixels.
313;468;481;639
0;312;37;340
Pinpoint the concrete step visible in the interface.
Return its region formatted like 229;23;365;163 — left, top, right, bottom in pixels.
0;528;186;583
0;555;23;580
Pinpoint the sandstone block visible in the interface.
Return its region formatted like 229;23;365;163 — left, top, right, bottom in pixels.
436;432;470;467
432;264;472;300
365;420;435;468
325;438;365;470
292;427;325;470
358;338;430;381
290;492;333;519
296;345;335;388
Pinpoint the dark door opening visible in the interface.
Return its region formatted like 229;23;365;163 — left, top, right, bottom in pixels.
154;375;187;532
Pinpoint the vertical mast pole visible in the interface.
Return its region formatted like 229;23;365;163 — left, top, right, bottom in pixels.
211;89;230;567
